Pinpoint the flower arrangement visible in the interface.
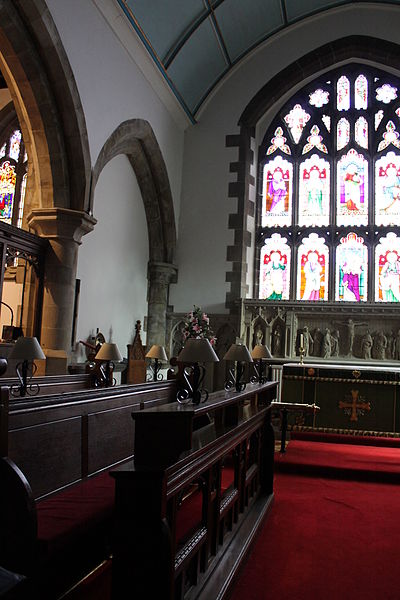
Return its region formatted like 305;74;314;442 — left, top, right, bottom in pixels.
182;306;216;346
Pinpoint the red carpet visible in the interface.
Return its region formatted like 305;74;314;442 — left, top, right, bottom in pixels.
229;437;400;600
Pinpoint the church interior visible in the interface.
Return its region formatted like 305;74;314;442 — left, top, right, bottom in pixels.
2;1;400;598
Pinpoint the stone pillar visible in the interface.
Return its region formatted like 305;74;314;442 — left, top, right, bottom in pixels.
147;262;177;350
27;208;96;371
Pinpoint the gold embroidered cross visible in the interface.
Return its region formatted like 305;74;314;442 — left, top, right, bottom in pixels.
339;389;371;422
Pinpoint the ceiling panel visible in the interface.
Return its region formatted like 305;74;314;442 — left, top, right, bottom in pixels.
167;16;228;112
215;0;284;62
284;0;347;21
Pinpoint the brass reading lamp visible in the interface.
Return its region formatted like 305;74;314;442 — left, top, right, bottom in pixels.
223;343;253;392
95;342;122;387
9;336;46;397
145;344;168;381
251;344;272;384
177;338;219;404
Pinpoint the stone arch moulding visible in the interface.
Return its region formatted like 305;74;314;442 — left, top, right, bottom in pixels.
0;0;91;214
92;119;178;349
225;35;400;317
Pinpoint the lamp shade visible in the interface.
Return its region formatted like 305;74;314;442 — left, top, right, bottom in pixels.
223;343;253;363
9;336;46;360
95;342;122;361
251;344;272;360
146;344;168;361
178;338;219;363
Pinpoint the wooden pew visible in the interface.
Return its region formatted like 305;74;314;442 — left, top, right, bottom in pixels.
0;372;95;397
111;380;278;600
0;379;178;599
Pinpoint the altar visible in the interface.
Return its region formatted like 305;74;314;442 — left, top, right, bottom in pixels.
281;362;400;435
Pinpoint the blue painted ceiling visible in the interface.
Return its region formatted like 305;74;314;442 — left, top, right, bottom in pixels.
117;0;400;122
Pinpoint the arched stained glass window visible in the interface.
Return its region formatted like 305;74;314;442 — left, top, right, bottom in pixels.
259;233;290;300
0;127;28;228
375;232;400;302
257;65;400;304
297;233;328;301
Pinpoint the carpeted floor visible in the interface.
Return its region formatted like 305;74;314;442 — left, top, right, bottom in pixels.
229;435;400;600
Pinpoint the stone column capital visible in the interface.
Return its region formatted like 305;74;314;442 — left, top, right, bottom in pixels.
27;207;97;244
147;261;178;285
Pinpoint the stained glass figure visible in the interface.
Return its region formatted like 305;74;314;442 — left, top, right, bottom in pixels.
262;155;293;228
377;121;400;152
355;75;368;110
17;174;27;229
375;232;400;302
302;125;328;154
336;232;368;302
375;151;400;226
266;127;291;156
355;117;368;149
337;76;350;111
9;130;21;161
259;233;290;300
284;104;310;144
322;115;331;132
337;118;350;150
375;110;384;130
376;83;397;104
0;161;16;224
337;149;368;226
298;154;330;227
309;89;329;108
297;233;328;301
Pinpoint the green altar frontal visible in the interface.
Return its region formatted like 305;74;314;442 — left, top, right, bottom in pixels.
281;363;400;435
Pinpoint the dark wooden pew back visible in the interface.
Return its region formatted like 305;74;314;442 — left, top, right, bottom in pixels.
0;373;95;397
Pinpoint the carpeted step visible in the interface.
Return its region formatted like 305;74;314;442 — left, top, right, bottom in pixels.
275;439;400;483
290;430;400;447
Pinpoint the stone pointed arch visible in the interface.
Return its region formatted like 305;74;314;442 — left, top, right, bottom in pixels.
0;0;91;214
92;119;177;264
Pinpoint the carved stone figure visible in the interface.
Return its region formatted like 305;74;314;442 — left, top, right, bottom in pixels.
301;326;313;357
331;329;340;357
361;331;373;360
394;329;400;360
253;324;265;348
373;330;387;360
312;328;323;357
321;328;331;359
272;327;282;356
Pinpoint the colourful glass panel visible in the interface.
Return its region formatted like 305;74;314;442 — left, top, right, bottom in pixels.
309;89;329;108
0;144;6;160
375;110;384;130
355;75;368;109
17;173;27;229
322;115;331;132
262;155;293;228
0;161;16;224
266;127;291;155
375;151;400;226
297;233;328;301
376;84;397;104
337;118;350;150
284;104;310;144
337;76;350;111
377;121;400;152
375;232;400;302
302;125;327;154
337;149;368;226
259;234;290;300
355;117;368;149
336;232;368;302
298;154;330;227
9;130;21;161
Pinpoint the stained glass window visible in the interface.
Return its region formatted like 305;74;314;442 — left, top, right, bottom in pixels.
337;149;368;226
257;66;400;303
259;234;290;300
375;151;400;226
284;104;310;144
336;233;368;302
262;156;293;228
337;118;350;150
337;76;350;111
0;144;6;160
375;233;400;302
298;154;330;227
0;128;28;228
9;130;21;161
297;233;328;301
0;161;16;224
355;75;368;109
355;117;368;149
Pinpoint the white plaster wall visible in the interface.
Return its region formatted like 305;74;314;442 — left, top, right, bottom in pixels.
75;155;148;361
170;4;400;312
45;0;184;229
